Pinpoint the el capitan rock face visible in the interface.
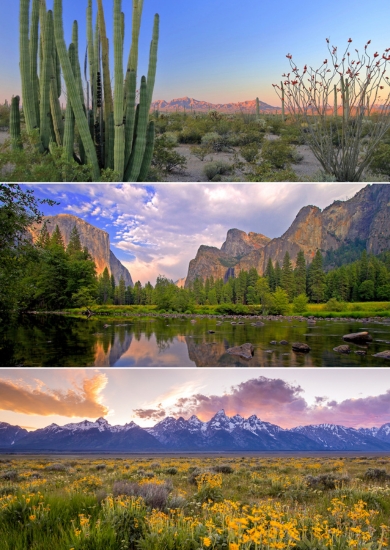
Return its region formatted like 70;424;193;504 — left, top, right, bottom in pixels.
34;214;133;287
185;185;390;285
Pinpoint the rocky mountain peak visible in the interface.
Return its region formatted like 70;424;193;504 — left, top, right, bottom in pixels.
31;214;133;286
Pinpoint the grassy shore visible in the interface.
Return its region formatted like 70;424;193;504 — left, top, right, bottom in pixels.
59;302;390;320
1;455;390;549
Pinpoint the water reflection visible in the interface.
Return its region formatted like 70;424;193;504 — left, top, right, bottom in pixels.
1;315;390;367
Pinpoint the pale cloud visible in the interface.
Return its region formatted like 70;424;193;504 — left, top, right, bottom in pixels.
33;183;366;284
133;376;390;429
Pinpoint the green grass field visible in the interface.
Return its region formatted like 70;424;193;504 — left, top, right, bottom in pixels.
1;455;390;549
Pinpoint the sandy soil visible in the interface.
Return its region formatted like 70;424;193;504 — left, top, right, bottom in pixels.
165;140;323;182
0;130;9;144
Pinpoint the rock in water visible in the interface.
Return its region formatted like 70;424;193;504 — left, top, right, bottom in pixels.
226;343;254;360
333;345;351;354
292;342;311;353
373;350;390;359
343;332;372;343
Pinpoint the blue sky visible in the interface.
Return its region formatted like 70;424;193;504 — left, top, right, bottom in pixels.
1;0;390;106
1;368;390;430
27;183;365;284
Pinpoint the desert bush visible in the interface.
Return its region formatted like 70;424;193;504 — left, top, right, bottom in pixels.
45;463;67;472
369;143;390;176
0;470;18;481
165;467;178;475
305;473;350;490
211;464;234;474
179;127;202;144
364;468;389;481
151;134;187;174
240;143;260;163
112;480;172;510
203;160;233;180
261;139;297;169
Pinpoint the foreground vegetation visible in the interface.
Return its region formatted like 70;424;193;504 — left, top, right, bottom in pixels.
3;108;390;182
1;455;390;549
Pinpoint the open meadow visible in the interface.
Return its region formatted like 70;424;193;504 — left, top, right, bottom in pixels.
1;454;390;549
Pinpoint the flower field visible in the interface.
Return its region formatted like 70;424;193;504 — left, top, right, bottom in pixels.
0;455;390;549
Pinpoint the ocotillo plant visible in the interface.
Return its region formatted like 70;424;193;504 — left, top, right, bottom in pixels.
274;39;390;181
13;0;159;182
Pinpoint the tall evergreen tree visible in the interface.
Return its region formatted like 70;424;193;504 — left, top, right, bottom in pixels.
308;250;326;302
265;258;276;291
294;250;307;297
66;225;82;257
281;251;294;300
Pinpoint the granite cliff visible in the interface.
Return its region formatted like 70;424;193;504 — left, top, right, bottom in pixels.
185;184;390;285
33;214;133;286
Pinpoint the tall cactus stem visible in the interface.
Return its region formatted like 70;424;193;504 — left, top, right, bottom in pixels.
39;9;53;150
10;96;22;150
63;43;76;160
20;0;38;132
146;14;159;111
138;120;155;181
30;0;40;126
333;84;337;117
126;75;148;181
280;81;285;122
53;0;100;180
114;0;125;177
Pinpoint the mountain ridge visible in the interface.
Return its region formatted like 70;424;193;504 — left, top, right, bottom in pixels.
151;97;279;113
2;411;390;452
185;184;390;285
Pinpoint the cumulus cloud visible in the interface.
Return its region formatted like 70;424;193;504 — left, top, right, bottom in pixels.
0;374;109;418
33;183;366;284
133;376;390;428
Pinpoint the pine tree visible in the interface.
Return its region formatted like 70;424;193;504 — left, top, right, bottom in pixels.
274;261;282;289
265;258;276;291
308;250;326;303
118;276;126;305
49;225;65;249
66;225;82;257
36;221;51;248
281;251;294;300
294;250;307;297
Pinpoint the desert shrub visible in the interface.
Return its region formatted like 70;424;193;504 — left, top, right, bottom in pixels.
369;143;390;176
240;143;260;163
211;464;234;474
179;127;202;144
45;463;67;472
150;462;161;470
163;131;179;145
188;467;206;484
95;463;107;471
203;160;233;180
151;134;187;174
0;470;19;481
201;132;230;151
190;144;210;160
165;467;178;475
246;161;299;182
305;473;350;490
112;480;172;509
260;139;297;169
364;468;389;481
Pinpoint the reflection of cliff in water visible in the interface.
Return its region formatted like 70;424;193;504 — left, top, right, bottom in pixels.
93;329;133;366
185;335;317;367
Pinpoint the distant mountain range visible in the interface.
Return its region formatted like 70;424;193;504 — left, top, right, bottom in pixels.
150;97;279;113
185;184;390;285
2;411;390;452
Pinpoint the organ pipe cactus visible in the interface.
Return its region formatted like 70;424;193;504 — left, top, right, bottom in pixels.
13;0;159;182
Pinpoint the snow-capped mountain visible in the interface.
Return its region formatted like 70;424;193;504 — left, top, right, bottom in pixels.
0;422;28;446
1;413;390;452
292;424;390;451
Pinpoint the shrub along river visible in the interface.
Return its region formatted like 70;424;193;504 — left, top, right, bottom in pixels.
1;314;390;367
